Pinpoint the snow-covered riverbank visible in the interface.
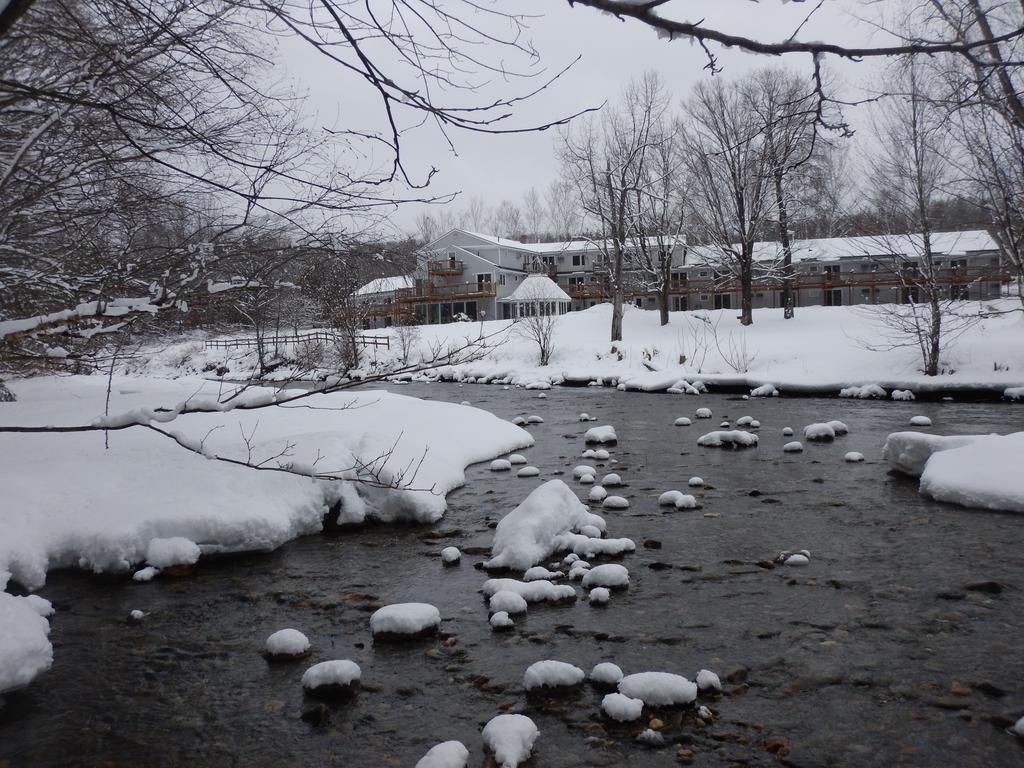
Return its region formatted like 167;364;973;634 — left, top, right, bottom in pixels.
137;302;1024;398
0;375;532;694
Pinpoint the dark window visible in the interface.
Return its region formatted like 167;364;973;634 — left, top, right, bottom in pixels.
572;254;585;267
713;293;731;310
824;289;842;306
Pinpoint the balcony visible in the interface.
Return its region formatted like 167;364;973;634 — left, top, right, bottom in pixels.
428;258;465;276
394;281;497;303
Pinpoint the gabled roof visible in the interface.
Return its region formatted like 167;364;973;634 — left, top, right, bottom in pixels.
356;275;414;296
501;274;572;302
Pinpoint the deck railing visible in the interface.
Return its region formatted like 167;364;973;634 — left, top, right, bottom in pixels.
204;330;389;350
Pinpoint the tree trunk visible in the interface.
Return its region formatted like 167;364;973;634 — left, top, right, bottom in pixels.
658;282;669;325
927;294;942;376
739;246;754;326
774;170;795;319
611;291;623;341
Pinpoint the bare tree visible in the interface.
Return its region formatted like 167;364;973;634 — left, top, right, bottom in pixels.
512;286;561;366
559;72;668;340
522;187;547;240
491;200;523;238
682;77;772;326
463;196;490;233
545;179;580;241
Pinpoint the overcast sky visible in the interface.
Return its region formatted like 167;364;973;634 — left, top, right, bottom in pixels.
281;0;900;237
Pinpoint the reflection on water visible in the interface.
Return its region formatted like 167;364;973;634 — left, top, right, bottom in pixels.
2;384;1023;767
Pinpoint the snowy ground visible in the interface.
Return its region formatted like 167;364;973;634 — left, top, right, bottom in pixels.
137;302;1024;396
0;375;531;693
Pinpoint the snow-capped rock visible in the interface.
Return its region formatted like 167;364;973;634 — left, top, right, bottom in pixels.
523;660;585;691
584;425;618;444
490;611;514;631
844;451;865;462
688;477;704;487
441;546;461;564
490;459;512;472
590;662;624;687
600;472;623;486
516;466;540;477
783;441;804;453
892;389;915;401
415;741;469;768
490;590;528;615
369;603;441;639
602;692;644;721
674;417;692;426
265;628;311;659
482;578;576;604
909;415;932;427
602;496;629;510
588;587;610;605
750;384;779;397
508;454;528;465
697;430;758;448
581;563;629;589
696;669;721;692
588;486;608;502
301;659;361;699
618;672;697;706
803;423;836;442
695;408;712;419
482;714;538;768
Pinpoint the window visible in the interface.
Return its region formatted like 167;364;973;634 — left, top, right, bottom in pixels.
672;296;688;311
698;271;709;278
476;273;492;291
824;289;842;306
699;294;709;301
572;254;585;267
498;273;506;286
568;276;584;286
713;293;731;310
541;256;556;268
950;258;967;270
824;264;840;274
950;284;969;300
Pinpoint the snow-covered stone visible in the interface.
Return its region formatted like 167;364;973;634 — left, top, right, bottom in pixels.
482;578;576;604
490;459;512;472
600;472;623;486
658;490;684;506
490;611;514;631
593;449;611;461
695;408;712;419
602;692;644;721
688;477;704;487
523;660;585;691
485;480;605;571
585;425;618;444
909;415;932;427
782;427;794;436
590;662;624;687
696;669;721;692
573;465;597;479
783;441;803;453
919;432;1024;513
523;566;562;581
415;741;469;768
588;486;608;502
782;552;810;566
844;451;865;462
674;417;691;426
736;416;754;426
602;496;629;510
482;714;538;768
369;603;441;639
803;423;836;442
882;431;984;476
578;413;592;422
581;563;630;589
265;628;311;659
674;494;697;509
750;383;779;397
508;454;528;465
0;592;52;694
827;420;849;435
526;415;544;424
490;590;528;615
618;672;697;706
441;546;461;564
588;587;610;605
301;659;361;698
892;389;915;401
579;474;595;485
839;384;887;399
132;566;159;582
636;728;665;746
697;430;758;448
516;466;540;477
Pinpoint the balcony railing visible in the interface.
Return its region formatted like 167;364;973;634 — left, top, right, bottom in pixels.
428;258;465;276
395;281;496;303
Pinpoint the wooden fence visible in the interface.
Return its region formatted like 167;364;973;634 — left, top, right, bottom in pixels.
204;330;389;350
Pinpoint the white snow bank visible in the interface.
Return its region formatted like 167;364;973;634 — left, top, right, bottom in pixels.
415;741;469;768
892;389;915;401
485;480;605;571
602;692;644;721
482;714;539;768
265;628;310;658
145;537;200;568
697;430;758;448
1;376;533;590
523;660;585;690
750;383;779;397
839;384;887;399
369;603;441;637
882;431;985;476
919;432;1024;513
584;425;618;444
618;672;697;706
581;563;630;589
1006;386;1024;401
0;592;52;693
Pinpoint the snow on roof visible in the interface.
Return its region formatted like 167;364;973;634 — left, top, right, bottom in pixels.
356;275;414;296
502;274;572;303
688;230;998;266
461;230;679;254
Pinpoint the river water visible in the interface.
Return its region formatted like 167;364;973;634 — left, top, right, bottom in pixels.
2;384;1023;767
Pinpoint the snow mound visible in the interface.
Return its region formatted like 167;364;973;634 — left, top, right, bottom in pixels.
697;430;758;448
602;692;644;721
783;553;809;566
441;546;461;564
688;477;704;487
581;563;630;589
602;496;630;510
523;660;585;690
1013;715;1024;737
909;415;932;426
736;416;754;426
803;423;836;442
839;384;887;399
415;741;469;768
482;578;576;604
524;566;562;581
490;611;514;630
508;454;528;464
526;415;544;424
589;587;610;605
695;408;712;419
1005;387;1024;401
482;714;539;768
23;595;53;617
590;662;624;686
593;448;611;460
578;413;593;422
696;669;721;692
674;417;691;426
658;490;684;506
491;459;512;472
919;432;1024;513
573;465;597;479
265;628;310;658
588;486;608;502
844;452;865;462
133;566;158;582
882;431;984;476
750;384;779;397
490;590;528;615
892;389;915;401
827;420;849;435
783;441;804;453
674;494;697;509
146;537;200;568
618;671;697;706
579;474;595;485
600;473;623;486
301;659;361;697
517;466;540;477
782;427;794;436
584;425;618;444
561;533;635;559
370;603;441;638
485;480;604;571
0;592;52;694
579;524;601;538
